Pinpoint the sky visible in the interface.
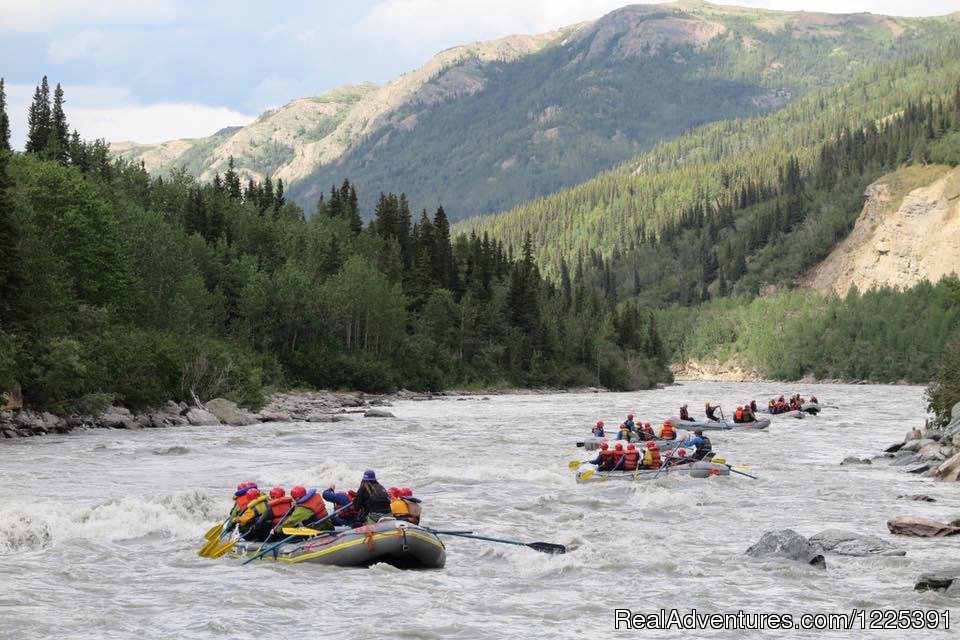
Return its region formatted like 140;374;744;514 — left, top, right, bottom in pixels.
1;0;957;147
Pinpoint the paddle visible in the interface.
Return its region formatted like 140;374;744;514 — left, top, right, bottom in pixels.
578;469;596;481
242;503;353;566
653;440;683;479
576;442;585;447
208;531;248;559
568;459;591;469
428;530;566;555
204;514;232;542
719;463;758;480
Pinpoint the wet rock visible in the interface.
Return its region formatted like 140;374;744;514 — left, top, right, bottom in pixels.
339;396;363;408
840;456;871;465
933;451;960;482
890;453;919;466
884;442;904;453
914;567;960;592
905;427;923;441
922;429;942;441
887;516;960;537
162;400;184;416
256;410;291;423
306;413;351;423
898;494;936;502
904;461;935;474
918;442;944;460
363;409;395;418
2;429;18;438
185;408;220;426
205;398;257;426
99;406;137;429
808;529;905;557
745;529;826;568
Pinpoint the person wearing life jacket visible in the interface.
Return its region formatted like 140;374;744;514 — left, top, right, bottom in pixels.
235;489;273;541
353;470;392;523
322;486;362;527
616;423;631;441
641;422;654;440
592;420;605;437
610;442;627;471
391;486;423;525
679;403;694;422
643;441;662;468
682;428;712;461
262;486;295;541
623;443;640;471
590;442;618;471
734;406;743;423
624;413;636;433
705;402;720;421
659;420;676;441
810;395;818;404
741;404;754;423
287;485;333;532
750;400;758;412
225;482;259;533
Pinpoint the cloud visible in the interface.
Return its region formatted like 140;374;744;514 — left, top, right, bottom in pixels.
4;83;254;148
0;0;179;33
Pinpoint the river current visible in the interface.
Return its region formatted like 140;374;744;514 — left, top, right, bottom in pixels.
1;382;958;639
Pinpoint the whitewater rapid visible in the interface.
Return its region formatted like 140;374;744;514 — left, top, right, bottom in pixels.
1;382;957;639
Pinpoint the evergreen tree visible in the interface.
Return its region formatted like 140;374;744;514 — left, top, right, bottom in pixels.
47;83;69;164
0;144;18;324
274;178;285;211
0;78;10;152
431;205;453;289
224;157;242;200
25;76;51;154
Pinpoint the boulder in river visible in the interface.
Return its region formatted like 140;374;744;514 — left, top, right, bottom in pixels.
933;451;960;482
256;410;291;423
897;494;936;502
884;442;904;453
98;406;138;429
914;567;960;592
904;461;935;474
808;529;905;557
205;398;257;426
905;427;923;441
364;409;395;418
306;413;351;423
745;529;826;568
886;516;960;537
840;456;871;465
185;408;221;426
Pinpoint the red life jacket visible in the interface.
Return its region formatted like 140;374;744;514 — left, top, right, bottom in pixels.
623;449;639;470
599;449;617;470
648;447;661;467
269;496;294;526
298;493;328;520
734;407;743;422
235;491;258;513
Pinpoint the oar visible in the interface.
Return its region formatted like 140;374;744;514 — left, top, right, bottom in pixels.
653;441;683;479
208;531;248;559
242;503;352;566
281;526;334;536
204;514;232;541
428;530;566;555
569;459;593;469
578;469;596;481
719;463;758;480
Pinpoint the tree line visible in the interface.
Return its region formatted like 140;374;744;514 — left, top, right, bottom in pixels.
0;77;671;412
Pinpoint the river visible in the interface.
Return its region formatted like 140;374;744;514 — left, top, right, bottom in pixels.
1;382;957;639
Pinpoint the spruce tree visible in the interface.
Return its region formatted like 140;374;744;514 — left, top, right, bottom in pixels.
47;83;69;164
431;205;453;288
274;178;285;211
0;78;10;152
224;157;242;200
25;76;51;154
0;143;18;324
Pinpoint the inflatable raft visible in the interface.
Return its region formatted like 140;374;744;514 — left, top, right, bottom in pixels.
575;460;731;483
578;436;692;451
759;409;805;419
668;416;770;431
230;520;445;569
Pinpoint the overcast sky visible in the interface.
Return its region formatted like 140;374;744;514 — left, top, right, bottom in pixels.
1;0;957;147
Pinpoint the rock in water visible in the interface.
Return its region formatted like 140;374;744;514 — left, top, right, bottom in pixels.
914;567;960;591
808;529;905;556
205;398;258;426
897;494;937;502
745;529;826;568
884;442;904;453
364;409;395;418
840;456;871;465
934;451;960;482
886;516;960;537
185;408;221;426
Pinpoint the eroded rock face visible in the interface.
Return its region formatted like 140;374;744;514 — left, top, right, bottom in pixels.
934;451;960;482
746;529;826;568
887;516;960;537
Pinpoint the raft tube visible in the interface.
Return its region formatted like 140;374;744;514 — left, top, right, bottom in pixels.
668;416;770;431
579;436;693;451
575;460;731;483
759;409;805;419
231;519;445;569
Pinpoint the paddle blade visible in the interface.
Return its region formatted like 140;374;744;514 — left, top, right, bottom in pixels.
578;469;595;482
576;442;585;447
197;537;219;557
281;526;323;536
527;542;566;554
568;460;584;469
204;522;224;541
208;539;238;559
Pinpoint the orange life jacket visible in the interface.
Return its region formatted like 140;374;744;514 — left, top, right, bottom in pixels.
298;493;328;520
234;491;257;514
735;407;743;422
599;449;617;470
269;496;294;526
661;422;675;439
623;448;639;471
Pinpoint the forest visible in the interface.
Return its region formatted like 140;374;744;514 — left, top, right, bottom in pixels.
0;78;671;412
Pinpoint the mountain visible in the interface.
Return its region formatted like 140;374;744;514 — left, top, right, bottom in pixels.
112;1;960;221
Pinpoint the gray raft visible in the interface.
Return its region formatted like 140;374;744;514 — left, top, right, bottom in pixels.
576;460;731;483
668;416;770;431
231;519;446;569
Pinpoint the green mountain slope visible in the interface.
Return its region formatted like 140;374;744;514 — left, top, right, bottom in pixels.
114;1;960;222
455;37;960;306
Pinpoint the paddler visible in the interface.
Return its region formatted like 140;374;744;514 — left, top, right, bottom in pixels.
679;403;694;421
681;428;712;461
592;420;605;437
624;413;636;433
287;486;333;531
322;486;362;527
353;470;392;523
705;402;720;422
